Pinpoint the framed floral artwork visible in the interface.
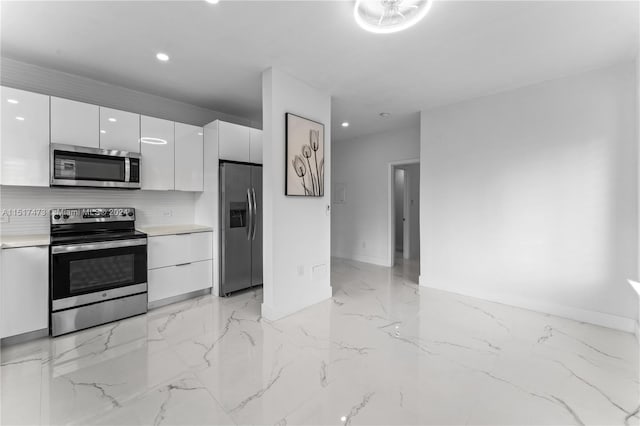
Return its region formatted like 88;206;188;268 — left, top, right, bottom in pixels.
285;113;325;196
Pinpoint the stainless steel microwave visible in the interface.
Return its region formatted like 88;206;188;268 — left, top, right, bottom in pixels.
50;144;141;189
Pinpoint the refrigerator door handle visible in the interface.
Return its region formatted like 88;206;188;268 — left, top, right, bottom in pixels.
246;188;253;240
251;187;257;240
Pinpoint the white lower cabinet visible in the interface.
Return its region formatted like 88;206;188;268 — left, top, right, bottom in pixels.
147;231;213;304
0;246;49;338
148;260;212;303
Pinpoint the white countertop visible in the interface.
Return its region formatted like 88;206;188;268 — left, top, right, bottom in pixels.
0;234;50;249
137;224;213;237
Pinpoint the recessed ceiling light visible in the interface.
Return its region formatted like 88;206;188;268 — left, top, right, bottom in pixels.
100;130;106;134
108;117;117;122
156;52;170;62
205;0;220;4
354;0;433;34
15;116;25;121
140;137;168;145
198;132;203;136
340;416;347;422
379;112;391;118
341;122;350;127
7;99;18;104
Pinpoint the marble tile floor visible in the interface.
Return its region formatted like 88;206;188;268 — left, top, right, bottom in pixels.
1;257;638;425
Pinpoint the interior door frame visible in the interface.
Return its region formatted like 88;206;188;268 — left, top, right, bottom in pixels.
388;158;420;267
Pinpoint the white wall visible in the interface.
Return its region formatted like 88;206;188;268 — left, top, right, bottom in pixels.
403;163;420;260
0;186;196;235
261;68;332;320
420;61;638;331
331;125;420;266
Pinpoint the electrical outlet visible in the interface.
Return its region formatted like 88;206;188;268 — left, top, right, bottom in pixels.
162;210;172;217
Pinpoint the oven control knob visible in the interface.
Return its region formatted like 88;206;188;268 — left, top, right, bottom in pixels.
127;212;134;217
63;214;69;220
53;214;61;220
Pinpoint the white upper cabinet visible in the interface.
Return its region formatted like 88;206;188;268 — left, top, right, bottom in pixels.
218;121;250;162
99;107;140;153
249;128;263;164
51;97;99;148
175;122;203;191
0;86;50;187
140;115;174;190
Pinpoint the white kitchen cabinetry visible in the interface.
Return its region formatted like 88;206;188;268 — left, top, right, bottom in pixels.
175;123;203;191
140;116;175;190
218;121;250;162
0;246;49;338
51;97;99;148
1;86;50;187
249;128;263;164
147;231;213;304
99;107;140;153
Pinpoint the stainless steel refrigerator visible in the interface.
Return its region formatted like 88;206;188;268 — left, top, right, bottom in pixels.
220;161;262;296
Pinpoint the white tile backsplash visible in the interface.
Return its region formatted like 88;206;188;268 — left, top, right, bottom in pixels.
0;186;197;235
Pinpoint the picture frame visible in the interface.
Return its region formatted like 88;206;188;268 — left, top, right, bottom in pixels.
285;113;325;197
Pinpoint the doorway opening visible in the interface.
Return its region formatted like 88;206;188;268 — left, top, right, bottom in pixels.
389;160;420;272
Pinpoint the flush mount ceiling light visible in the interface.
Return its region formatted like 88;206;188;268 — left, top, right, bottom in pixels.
354;0;433;34
140;137;167;145
156;52;170;62
108;117;117;122
15;116;25;121
341;122;350;127
7;99;18;104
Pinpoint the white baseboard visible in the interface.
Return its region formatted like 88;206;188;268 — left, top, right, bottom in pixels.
331;252;391;267
419;277;636;333
262;285;332;321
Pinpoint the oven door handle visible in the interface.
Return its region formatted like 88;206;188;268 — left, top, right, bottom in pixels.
51;239;147;254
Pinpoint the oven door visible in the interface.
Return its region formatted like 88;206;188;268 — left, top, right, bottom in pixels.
51;239;147;311
50;144;140;189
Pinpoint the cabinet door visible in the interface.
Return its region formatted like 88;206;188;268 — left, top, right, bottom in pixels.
249;128;263;164
51;97;99;148
175;123;203;191
1;87;50;186
99;107;140;153
140;116;175;190
0;247;49;338
218;121;250;162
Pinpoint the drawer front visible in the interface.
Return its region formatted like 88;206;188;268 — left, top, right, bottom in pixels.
189;260;213;292
189;232;213;262
148;266;178;303
148;260;212;303
147;234;190;269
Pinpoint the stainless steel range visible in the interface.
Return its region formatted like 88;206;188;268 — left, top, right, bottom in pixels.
49;207;148;336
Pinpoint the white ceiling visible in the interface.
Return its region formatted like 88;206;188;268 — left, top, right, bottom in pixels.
1;1;638;141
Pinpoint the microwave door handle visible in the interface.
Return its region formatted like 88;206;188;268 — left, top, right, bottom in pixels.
246;188;253;241
125;158;131;182
251;188;257;240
